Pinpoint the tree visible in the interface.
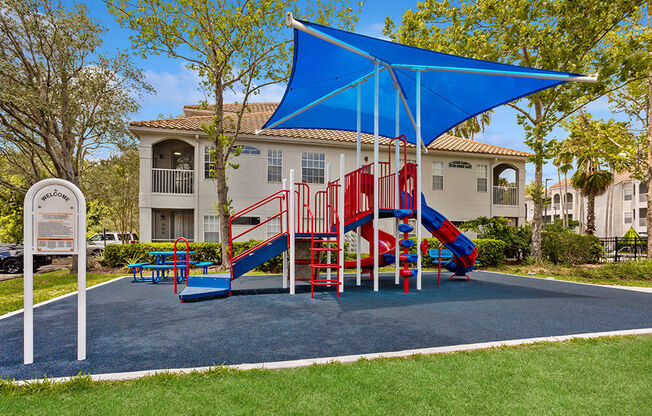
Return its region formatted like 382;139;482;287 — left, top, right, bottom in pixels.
384;0;646;259
605;1;652;255
450;111;492;140
550;140;573;228
82;146;140;241
0;0;151;190
564;114;632;234
108;0;360;267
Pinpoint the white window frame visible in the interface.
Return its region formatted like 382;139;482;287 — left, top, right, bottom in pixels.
204;146;215;179
624;211;632;224
267;150;282;183
236;145;261;155
432;161;444;190
301;152;325;184
624;185;633;201
476;164;488;192
203;215;220;242
266;216;281;238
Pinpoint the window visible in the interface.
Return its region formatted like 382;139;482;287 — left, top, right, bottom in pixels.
231;216;260;225
624;185;632;201
432;161;443;190
476;164;487;192
624;211;632;224
236;145;260;155
267;150;282;183
204;146;215;179
204;215;220;242
302;152;325;184
566;192;573;208
449;160;472;169
266;217;281;238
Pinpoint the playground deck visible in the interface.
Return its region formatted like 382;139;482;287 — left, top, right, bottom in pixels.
1;271;651;381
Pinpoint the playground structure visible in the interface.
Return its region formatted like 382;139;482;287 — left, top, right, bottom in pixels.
171;13;596;301
174;135;479;301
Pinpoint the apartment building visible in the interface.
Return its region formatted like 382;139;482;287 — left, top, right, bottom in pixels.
525;173;648;237
129;103;530;244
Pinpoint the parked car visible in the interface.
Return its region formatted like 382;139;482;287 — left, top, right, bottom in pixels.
87;232;139;255
0;244;53;274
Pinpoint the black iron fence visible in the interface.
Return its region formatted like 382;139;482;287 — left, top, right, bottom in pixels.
599;237;648;262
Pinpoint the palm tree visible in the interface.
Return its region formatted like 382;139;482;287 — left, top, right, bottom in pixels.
451;111;492;140
570;168;613;235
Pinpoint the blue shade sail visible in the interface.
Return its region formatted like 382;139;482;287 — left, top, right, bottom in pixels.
263;19;584;146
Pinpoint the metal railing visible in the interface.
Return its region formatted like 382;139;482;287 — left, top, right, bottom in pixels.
599;236;648;262
493;186;518;206
152;168;194;194
640;194;648;203
640;217;647;227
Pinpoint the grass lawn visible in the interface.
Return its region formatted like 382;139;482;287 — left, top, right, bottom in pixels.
1;335;651;415
488;261;652;287
0;270;124;315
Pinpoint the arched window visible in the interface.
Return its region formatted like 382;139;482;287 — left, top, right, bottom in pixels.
566;192;573;207
553;194;560;203
236;145;260;155
449;160;472;169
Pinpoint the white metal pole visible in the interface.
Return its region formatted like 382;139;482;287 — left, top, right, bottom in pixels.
23;199;33;365
77;195;87;361
356;83;362;287
282;178;288;289
326;163;331;285
416;70;423;291
373;61;380;292
289;169;296;294
394;87;400;286
339;154;345;293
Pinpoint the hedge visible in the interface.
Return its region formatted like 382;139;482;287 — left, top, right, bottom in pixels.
104;237;506;274
541;232;604;265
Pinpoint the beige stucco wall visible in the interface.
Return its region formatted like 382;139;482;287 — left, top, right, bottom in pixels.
135;128;527;244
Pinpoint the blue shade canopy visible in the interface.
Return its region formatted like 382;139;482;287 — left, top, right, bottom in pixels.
262;18;589;146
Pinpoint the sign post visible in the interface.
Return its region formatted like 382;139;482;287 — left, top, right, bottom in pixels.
23;179;86;365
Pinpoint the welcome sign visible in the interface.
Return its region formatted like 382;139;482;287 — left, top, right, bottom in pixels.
32;185;79;254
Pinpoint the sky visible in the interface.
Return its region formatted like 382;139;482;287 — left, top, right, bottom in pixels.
72;0;623;183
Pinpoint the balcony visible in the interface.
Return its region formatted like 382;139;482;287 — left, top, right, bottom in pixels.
640;194;648;203
493;186;518;206
640;217;647;227
152;168;194;194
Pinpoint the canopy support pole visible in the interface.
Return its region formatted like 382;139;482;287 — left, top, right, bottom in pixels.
373;61;380;292
289;169;296;295
326;164;331;285
356;83;362;287
394;87;400;286
416;71;422;291
282;179;288;289
339;154;345;293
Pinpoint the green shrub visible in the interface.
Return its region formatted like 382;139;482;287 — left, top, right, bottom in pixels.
472;238;507;266
541;232;603;265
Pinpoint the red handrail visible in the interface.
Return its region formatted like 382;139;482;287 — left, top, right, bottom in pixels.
229;189;289;278
173;237;190;294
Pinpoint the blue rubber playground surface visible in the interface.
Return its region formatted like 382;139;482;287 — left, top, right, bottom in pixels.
1;271;651;380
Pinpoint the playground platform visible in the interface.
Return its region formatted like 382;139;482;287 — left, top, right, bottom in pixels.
1;271;651;381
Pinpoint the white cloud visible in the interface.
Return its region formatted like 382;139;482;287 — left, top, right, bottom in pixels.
223;82;287;104
358;22;389;40
584;95;612;113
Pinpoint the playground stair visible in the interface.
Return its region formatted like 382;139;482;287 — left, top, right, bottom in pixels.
309;233;341;298
179;274;231;301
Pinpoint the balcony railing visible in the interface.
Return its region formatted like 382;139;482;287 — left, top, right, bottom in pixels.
152;168;194;194
493;186;518;206
640;217;647;227
640;194;648;203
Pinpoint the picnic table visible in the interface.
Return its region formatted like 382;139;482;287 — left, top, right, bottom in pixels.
128;251;213;284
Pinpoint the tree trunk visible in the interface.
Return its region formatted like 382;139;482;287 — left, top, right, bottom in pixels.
647;50;651;256
531;160;543;259
563;172;569;228
211;81;231;271
586;194;596;235
557;167;563;226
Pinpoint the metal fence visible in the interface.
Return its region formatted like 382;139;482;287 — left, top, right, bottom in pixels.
599;237;648;262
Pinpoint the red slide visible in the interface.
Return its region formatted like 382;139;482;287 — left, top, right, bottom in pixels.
344;221;396;270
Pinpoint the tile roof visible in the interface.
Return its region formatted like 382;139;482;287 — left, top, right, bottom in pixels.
131;103;531;158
